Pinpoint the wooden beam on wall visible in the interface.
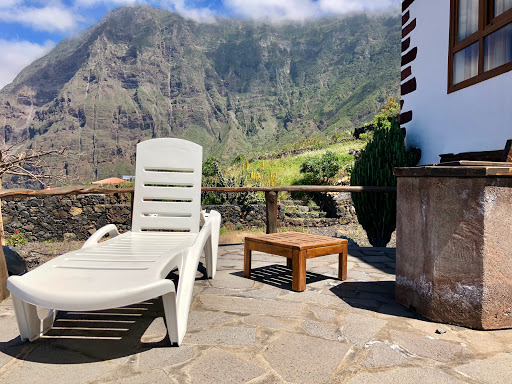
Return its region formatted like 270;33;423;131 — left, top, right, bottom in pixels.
402;0;415;12
400;111;413;125
401;77;417;95
401;47;417;66
401;66;412;81
402;18;416;39
402;37;411;52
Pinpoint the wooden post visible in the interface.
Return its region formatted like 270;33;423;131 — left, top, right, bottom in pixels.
0;245;8;302
265;191;278;234
0;175;8;301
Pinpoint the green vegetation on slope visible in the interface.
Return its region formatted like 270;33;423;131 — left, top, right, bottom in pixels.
225;139;366;187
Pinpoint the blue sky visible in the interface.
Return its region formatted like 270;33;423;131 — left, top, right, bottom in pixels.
0;0;399;89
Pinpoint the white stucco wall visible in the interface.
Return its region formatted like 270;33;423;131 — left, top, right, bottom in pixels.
402;0;512;164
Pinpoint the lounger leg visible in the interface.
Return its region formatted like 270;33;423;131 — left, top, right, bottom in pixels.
12;296;43;342
205;210;220;279
204;234;214;279
162;292;179;346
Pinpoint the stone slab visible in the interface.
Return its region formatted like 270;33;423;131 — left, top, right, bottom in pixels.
302;320;343;341
201;286;283;300
187;348;265;384
361;340;412;367
243;315;294;331
139;346;195;371
456;354;512;383
199;295;304;318
347;367;465;384
183;326;256;346
0;344;116;384
209;270;256;289
186;311;233;333
106;370;174;384
390;330;468;363
342;313;387;347
308;305;336;323
263;333;350;384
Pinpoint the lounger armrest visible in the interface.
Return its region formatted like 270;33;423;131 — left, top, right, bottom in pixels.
200;210;207;227
82;224;120;248
201;209;220;226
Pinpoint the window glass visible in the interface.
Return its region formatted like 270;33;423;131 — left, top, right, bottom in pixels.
494;0;512;17
453;42;479;83
458;0;479;41
484;22;512;71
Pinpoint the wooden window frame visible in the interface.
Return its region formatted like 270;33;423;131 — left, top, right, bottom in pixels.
448;0;512;93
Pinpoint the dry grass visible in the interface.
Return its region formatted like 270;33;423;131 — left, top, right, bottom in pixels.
219;228;266;245
18;240;83;271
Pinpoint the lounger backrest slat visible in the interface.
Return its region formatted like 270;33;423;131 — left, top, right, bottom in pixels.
132;139;202;233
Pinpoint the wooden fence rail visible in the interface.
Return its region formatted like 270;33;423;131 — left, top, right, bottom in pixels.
0;185;396;199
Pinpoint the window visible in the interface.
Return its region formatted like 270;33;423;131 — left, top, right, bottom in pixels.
448;0;512;92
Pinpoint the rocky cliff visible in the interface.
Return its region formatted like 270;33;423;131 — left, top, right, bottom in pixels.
0;6;400;184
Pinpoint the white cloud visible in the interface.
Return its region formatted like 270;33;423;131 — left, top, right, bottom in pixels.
224;0;319;21
0;39;56;89
0;0;22;9
224;0;399;20
0;4;79;32
318;0;397;13
74;0;142;7
158;0;217;21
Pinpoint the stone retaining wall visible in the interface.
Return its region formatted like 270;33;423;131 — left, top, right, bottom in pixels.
2;194;132;242
1;192;357;242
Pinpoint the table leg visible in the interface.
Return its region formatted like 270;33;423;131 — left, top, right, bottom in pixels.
292;250;306;292
338;243;348;281
286;258;292;269
244;242;252;278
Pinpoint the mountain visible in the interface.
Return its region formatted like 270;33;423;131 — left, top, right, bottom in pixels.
0;6;400;184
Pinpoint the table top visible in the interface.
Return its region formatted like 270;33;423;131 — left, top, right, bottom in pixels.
245;232;347;250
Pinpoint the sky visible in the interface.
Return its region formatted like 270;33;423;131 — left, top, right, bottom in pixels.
0;0;400;89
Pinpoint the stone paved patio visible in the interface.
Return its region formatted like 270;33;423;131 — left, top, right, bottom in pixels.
1;245;512;383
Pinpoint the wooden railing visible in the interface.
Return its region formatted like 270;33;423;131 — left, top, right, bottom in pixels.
0;185;396;234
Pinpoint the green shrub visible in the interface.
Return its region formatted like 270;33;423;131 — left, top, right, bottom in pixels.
201;157;255;205
6;232;28;247
359;132;374;143
231;154;245;165
299;151;340;185
350;117;420;247
202;156;220;178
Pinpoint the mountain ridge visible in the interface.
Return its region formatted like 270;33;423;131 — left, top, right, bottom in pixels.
0;5;400;184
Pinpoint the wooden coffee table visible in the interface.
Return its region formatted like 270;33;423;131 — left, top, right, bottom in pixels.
243;232;348;292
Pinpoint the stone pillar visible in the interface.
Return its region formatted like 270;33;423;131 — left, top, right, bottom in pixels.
395;165;512;330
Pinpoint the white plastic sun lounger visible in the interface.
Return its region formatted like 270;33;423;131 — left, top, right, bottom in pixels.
7;138;220;346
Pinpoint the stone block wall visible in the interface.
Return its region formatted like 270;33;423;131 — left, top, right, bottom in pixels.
1;192;357;242
202;204;285;229
2;194;132;242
